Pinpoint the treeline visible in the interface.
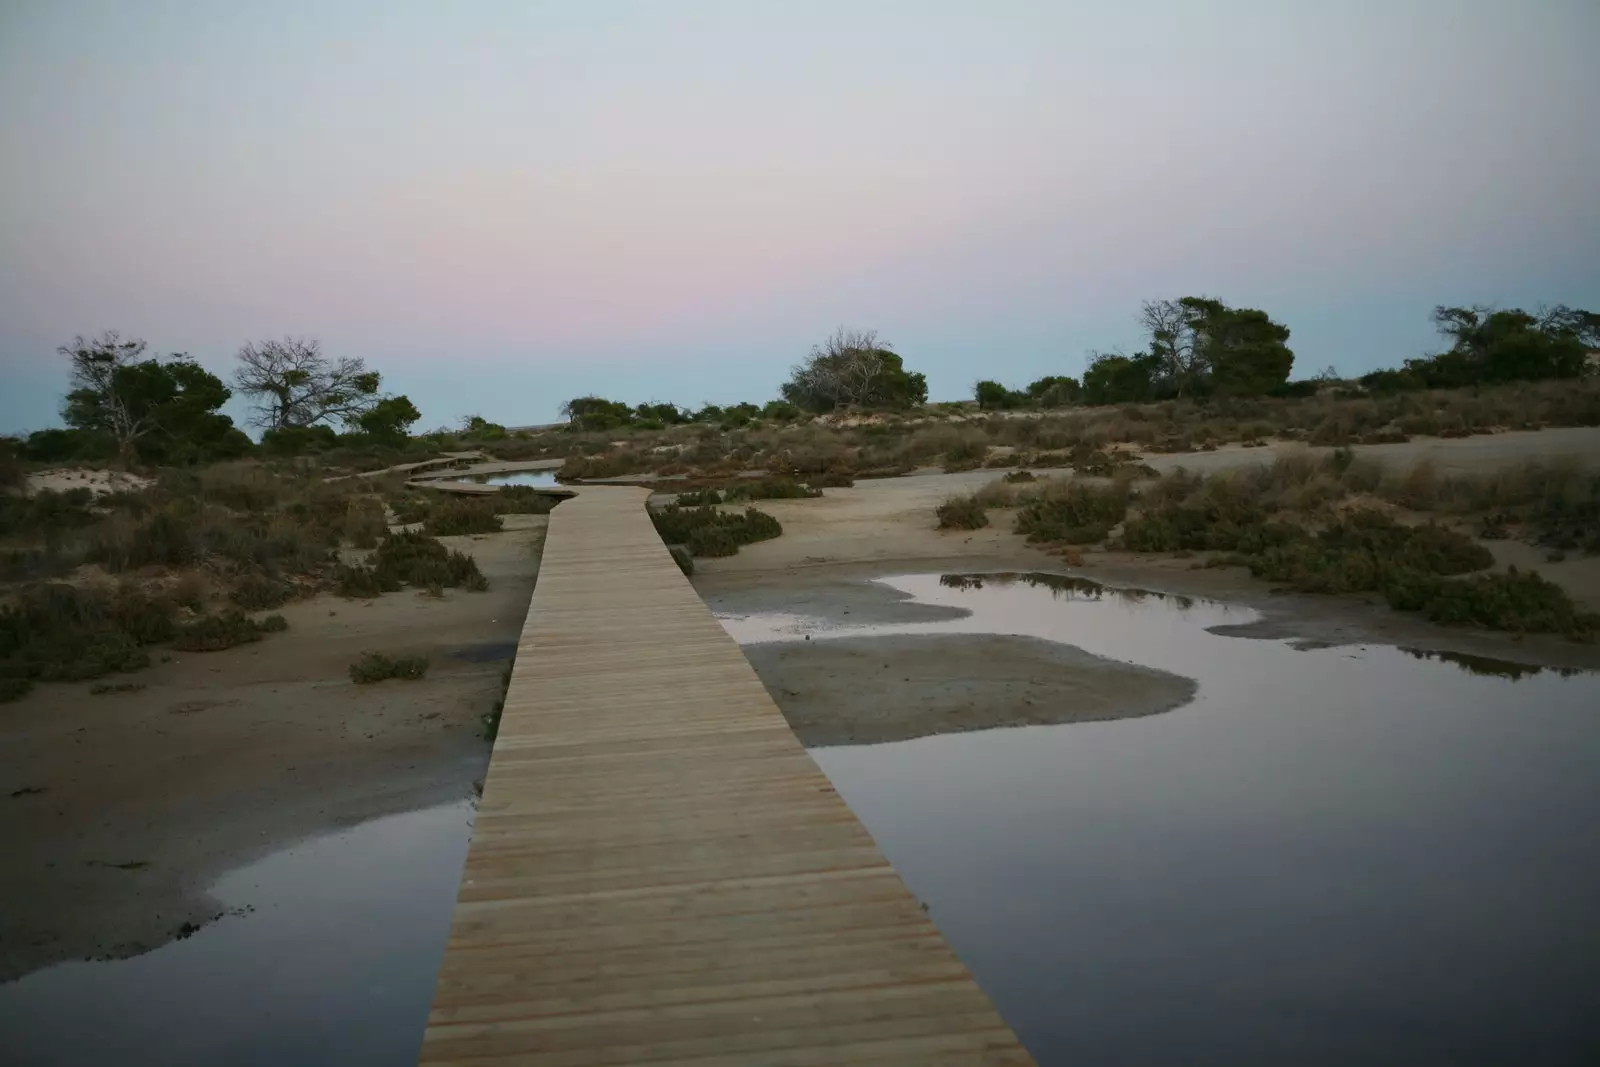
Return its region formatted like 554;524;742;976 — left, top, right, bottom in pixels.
10;335;423;466
979;300;1597;409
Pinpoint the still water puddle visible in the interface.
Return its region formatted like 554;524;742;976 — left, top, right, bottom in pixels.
471;469;559;488
0;802;474;1067
723;572;1600;1066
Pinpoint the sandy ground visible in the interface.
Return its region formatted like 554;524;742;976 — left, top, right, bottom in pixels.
0;515;545;981
25;468;152;496
744;634;1195;746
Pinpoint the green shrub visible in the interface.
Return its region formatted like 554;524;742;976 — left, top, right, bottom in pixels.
255;613;289;633
171;610;269;652
372;531;487;590
389;495;433;524
491;485;559;515
1015;483;1128;544
687;525;739;557
335;564;391;598
649;504;782;557
936;494;988;530
229;573;291;610
675;487;724;506
350;651;429;684
669;544;695;576
1413;569;1599;637
806;471;855;488
0;583;169;699
1003;470;1036;484
724;477;821;501
423;499;503;536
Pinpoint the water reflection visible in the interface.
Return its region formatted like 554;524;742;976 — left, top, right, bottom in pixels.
0;802;474;1067
940;570;1195;609
723;572;1600;1065
466;469;559;488
1402;646;1584;681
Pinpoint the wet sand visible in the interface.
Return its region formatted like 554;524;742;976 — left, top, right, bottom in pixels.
743;634;1196;746
0;516;544;981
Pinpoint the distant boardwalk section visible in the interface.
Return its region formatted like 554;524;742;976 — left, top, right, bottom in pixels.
420;486;1032;1065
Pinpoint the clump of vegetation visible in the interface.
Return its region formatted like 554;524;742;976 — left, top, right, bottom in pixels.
491;485;559;515
1404;569;1599;636
335;531;488;596
936;494;989;530
669;544;695;576
650;504;782;558
674;487;723;506
349;650;429;684
1003;470;1036;483
89;681;146;695
229;573;291;610
806;471;855;488
389;494;433;524
1015;481;1129;545
0;583;177;701
723;477;822;502
423;499;503;536
171;609;285;652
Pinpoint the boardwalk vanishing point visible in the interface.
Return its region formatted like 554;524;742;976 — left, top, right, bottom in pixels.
420;486;1033;1065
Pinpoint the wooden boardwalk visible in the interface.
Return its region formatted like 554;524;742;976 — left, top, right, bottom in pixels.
420;487;1033;1066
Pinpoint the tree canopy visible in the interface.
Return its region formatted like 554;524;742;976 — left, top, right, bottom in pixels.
779;328;927;412
1361;305;1597;391
59;332;246;464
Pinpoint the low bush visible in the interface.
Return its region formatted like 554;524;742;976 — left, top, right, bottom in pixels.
171;610;281;652
936;494;988;529
491;485;559;515
649;504;782;557
724;477;821;501
423;499;503;536
1015;482;1129;544
669;544;695;576
374;530;488;591
229;573;292;610
349;651;429;684
1002;470;1036;484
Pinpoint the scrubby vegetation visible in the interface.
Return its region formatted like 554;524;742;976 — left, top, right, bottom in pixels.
172;610;287;652
422;498;503;536
336;530;488;596
649;504;782;560
936;495;989;530
349;650;429;684
940;450;1600;639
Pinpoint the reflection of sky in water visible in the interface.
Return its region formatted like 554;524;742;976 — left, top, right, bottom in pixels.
473;469;559;487
0;803;474;1067
724;572;1600;1066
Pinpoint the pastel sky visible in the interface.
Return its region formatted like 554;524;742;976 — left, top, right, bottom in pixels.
2;1;1597;433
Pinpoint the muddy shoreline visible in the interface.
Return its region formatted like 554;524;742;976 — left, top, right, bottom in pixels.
0;517;545;982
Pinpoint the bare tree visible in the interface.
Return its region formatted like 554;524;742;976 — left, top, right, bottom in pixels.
1140;299;1207;396
59;331;152;465
232;337;382;431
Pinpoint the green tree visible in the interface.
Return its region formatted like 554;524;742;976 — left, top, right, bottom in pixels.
1368;305;1596;390
358;396;423;443
1201;304;1295;395
60;333;243;464
974;380;1019;410
1026;375;1081;407
561;396;633;430
1081;351;1161;405
780;327;928;412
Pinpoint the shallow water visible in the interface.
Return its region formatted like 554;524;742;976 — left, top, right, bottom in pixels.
472;469;558;488
723;572;1600;1066
0;802;474;1066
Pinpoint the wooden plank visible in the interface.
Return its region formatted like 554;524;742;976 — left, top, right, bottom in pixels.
420;487;1032;1065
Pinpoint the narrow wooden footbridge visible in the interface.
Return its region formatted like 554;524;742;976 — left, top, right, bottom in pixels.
420;486;1033;1065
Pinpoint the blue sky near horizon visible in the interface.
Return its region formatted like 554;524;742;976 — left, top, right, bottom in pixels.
2;1;1597;435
